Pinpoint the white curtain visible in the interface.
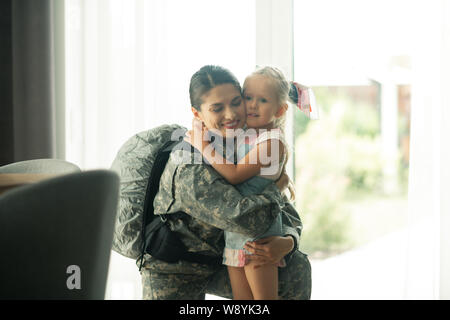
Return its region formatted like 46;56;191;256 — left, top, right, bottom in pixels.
65;0;256;299
65;0;256;170
405;0;450;299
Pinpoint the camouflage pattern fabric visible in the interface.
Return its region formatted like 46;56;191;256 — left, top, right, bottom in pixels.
142;148;311;299
110;124;186;259
141;250;311;300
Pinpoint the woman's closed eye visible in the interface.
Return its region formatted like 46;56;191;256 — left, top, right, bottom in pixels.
231;99;242;107
212;106;223;113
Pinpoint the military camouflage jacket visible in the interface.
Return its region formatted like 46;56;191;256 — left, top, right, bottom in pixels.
151;147;302;263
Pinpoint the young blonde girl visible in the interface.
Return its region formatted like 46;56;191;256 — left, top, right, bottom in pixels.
188;66;314;300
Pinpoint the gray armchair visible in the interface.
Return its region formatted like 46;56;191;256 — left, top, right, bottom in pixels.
0;170;119;299
0;158;80;174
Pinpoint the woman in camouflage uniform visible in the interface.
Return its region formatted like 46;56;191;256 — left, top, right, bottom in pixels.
141;65;311;300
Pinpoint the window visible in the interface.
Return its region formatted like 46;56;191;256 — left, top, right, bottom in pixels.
293;0;428;299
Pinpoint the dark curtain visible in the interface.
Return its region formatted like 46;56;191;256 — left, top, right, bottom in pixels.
0;0;62;166
0;0;14;166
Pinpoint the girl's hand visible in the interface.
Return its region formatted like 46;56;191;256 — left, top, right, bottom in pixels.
243;236;294;268
192;117;204;133
186;118;208;151
183;130;194;144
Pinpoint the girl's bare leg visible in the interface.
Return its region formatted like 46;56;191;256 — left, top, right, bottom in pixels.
227;266;254;300
244;261;278;300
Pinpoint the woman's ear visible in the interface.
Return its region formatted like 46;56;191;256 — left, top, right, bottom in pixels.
191;107;202;121
275;103;288;118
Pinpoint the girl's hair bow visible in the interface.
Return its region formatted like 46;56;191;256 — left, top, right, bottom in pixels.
289;82;319;119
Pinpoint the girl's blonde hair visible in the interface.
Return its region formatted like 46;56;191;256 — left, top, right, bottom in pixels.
244;66;296;200
244;66;292;132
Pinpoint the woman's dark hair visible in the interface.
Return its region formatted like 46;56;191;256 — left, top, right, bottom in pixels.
189;65;242;110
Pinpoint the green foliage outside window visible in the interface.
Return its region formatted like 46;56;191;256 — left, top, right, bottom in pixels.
294;87;390;257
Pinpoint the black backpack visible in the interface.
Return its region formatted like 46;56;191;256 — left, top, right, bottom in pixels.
111;124;221;270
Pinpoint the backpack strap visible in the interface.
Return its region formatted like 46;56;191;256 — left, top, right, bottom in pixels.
138;136;222;270
138;138;182;270
179;251;222;265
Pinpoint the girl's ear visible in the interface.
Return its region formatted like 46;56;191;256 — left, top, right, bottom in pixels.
275;103;288;118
